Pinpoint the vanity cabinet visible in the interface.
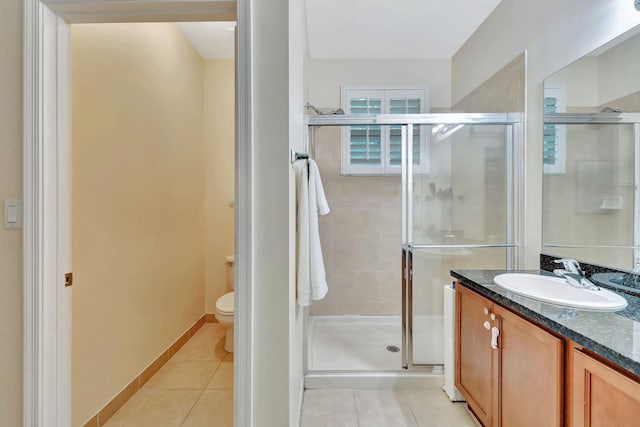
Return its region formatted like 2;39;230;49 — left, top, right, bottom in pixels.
455;283;497;426
455;283;563;427
494;304;563;427
571;348;640;426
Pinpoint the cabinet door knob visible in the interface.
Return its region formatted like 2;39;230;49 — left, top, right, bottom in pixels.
490;313;496;321
483;321;491;330
483;308;489;315
491;326;500;349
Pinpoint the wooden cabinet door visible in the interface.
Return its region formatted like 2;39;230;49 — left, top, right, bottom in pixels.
494;305;563;427
456;284;496;427
572;349;640;427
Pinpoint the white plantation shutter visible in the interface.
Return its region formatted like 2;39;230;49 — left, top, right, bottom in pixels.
341;88;429;175
387;93;426;174
349;96;382;167
543;85;566;175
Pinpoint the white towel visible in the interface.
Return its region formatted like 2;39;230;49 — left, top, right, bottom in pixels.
308;159;330;300
294;158;330;306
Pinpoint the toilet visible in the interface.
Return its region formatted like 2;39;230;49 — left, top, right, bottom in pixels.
215;255;235;353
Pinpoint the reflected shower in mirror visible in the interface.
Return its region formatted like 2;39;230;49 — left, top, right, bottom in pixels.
542;24;640;271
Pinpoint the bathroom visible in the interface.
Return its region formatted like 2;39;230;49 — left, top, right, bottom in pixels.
289;2;640;426
4;1;640;427
70;22;237;425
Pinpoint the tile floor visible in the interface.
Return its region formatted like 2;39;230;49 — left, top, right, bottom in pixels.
103;323;477;427
300;389;478;427
103;323;234;427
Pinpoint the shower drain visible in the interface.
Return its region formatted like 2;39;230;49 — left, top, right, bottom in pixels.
386;345;400;353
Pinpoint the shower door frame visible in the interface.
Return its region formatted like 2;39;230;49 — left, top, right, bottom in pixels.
305;112;524;373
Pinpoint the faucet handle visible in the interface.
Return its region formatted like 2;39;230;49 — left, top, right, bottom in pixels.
554;258;582;274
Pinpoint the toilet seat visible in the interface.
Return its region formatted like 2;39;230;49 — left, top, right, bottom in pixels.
216;292;234;315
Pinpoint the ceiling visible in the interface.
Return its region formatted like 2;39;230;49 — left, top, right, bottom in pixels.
305;0;502;59
177;22;235;60
177;0;502;61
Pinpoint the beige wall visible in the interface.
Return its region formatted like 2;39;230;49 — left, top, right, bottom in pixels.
545;31;640;110
545;56;599;108
0;0;23;425
452;53;526;113
598;33;640;105
204;60;235;313
71;23;205;425
453;0;640;268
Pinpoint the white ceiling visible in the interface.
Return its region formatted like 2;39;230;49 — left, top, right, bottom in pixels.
177;0;502;61
304;0;502;59
177;22;235;60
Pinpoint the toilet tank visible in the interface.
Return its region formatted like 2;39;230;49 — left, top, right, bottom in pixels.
226;255;235;290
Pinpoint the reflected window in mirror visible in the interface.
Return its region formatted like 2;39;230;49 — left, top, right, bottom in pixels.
543;85;566;175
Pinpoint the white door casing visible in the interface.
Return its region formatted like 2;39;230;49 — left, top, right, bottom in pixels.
23;1;252;425
23;2;72;425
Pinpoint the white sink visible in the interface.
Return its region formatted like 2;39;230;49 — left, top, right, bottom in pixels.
493;273;628;311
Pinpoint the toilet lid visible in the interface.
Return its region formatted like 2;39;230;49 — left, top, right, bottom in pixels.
216;292;234;315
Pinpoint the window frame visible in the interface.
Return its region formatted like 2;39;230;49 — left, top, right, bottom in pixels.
340;86;430;176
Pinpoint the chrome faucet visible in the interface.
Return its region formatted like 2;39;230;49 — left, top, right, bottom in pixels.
553;258;600;291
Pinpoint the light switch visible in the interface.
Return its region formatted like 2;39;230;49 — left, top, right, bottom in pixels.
4;199;22;229
8;206;17;223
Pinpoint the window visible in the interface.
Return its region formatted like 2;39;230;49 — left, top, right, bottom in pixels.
543;85;566;175
341;88;429;175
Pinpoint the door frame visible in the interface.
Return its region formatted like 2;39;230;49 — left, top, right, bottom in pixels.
22;0;253;425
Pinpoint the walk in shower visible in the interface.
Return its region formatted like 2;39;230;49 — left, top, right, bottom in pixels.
303;113;524;383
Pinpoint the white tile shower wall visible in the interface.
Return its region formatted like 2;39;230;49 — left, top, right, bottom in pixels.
311;127;402;315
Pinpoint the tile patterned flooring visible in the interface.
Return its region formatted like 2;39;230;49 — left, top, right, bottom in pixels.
300;389;478;427
103;323;234;427
103;323;477;427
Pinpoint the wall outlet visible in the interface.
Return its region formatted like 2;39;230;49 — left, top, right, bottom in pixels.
4;199;22;230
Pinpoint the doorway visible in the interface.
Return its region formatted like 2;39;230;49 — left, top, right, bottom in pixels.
69;21;235;425
22;1;252;425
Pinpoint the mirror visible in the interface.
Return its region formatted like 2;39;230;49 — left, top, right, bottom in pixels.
542;25;640;271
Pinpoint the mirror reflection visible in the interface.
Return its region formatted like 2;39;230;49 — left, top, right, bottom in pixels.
542;25;640;271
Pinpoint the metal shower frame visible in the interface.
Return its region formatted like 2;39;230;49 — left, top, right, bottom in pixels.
304;112;525;372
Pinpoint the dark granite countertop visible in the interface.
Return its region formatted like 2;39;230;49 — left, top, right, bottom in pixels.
451;269;640;378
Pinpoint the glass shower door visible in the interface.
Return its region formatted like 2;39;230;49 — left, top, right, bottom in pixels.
404;119;522;368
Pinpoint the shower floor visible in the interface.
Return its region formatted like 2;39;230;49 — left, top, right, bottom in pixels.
307;315;444;371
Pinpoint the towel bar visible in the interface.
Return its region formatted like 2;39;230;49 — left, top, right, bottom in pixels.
291;150;309;163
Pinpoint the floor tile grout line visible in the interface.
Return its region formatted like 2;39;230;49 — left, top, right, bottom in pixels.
203;359;225;389
408;397;420;427
178;387;207;426
352;390;361;427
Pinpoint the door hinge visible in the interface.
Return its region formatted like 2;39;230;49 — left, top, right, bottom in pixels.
65;272;73;287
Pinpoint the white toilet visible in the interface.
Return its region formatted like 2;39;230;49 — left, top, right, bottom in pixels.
215;255;235;353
